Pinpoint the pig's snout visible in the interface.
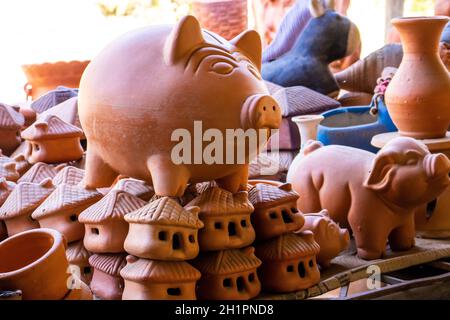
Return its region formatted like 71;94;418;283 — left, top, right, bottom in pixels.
241;94;281;130
424;153;450;181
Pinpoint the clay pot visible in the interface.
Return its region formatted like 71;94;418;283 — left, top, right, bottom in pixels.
22;61;89;101
385;17;450;139
0;228;69;300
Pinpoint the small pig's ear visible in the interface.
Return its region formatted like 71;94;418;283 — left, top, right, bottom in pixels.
164;15;204;65
364;154;396;192
230;30;262;71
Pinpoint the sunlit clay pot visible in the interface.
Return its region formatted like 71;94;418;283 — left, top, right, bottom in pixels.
0;228;69;300
385;16;450;139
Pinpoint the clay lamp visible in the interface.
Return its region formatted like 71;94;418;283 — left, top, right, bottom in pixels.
32;183;103;243
186;187;255;251
120;255;201;300
112;177;154;201
0;103;24;156
17;162;64;184
255;231;321;293
78;190;146;253
124;197;203;260
66;240;92;285
0;228;69;300
248;182;304;240
88;253;127;300
52;166;85;186
192;247;262;300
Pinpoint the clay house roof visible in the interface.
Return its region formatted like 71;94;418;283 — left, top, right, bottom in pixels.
120;255;201;283
0;103;25;129
186;187;254;217
32;183;103;220
124;197;203;229
52;166;84;186
0;162;19;181
30;86;78;114
88;253;127;276
18;162;64;184
112;178;154;201
66;240;91;265
21;114;83;141
0;179;55;219
193;247;261;275
38;97;82;131
78;189;146;224
255;231;320;261
248;183;299;209
0;178;15;206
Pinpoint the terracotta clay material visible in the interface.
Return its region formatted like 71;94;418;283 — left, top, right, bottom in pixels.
12;155;31;176
255;231;320;293
186;187;255;251
299;210;350;268
0;179;55;236
52;166;85;186
120;255;201;300
21;114;84;164
66;240;92;285
0;178;15;207
62;273;93;300
17;162;64;184
0;162;19;182
385;17;450;139
79;190;146;253
290;137;450;260
88;253;126;300
248;182;304;240
0;221;6;241
38;97;83;134
124;197;203;260
18;107;36;128
112;178;154;201
192;247;262;300
32;184;103;243
0;103;24;156
78;15;281;197
0;228;69;300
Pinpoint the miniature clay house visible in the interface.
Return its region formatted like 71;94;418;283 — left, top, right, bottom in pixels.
32;183;103;243
255;231;321;293
0;178;15;207
21;114;84;164
88;253;127;300
113;178;154;201
0;162;19;182
18;162;64;183
187;187;255;251
0;178;55;236
192;247;262;300
79;189;146;253
124;197;203;261
120;255;201;300
248;182;304;240
66;240;93;284
0;103;25;156
12;154;31;176
53;166;85;186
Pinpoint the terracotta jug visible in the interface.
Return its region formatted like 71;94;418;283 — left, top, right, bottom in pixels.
385;17;450;139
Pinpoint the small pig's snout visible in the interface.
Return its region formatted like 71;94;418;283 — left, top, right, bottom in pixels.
241;94;282;130
424;153;450;180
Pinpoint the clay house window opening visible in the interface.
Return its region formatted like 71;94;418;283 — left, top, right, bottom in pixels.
227;220;238;237
240;218;249;228
158;230;168;241
172;232;183;250
33;143;40;152
69;213;78;222
286;265;295;273
291;207;299;214
83;266;92;275
248;272;255;283
214;221;222;230
298;260;306;278
308;259;315;268
167;287;182;296
15;130;20;138
236;276;245;292
188;233;195;244
281;208;294;224
222;277;233;288
91;227;100;235
268;211;278;220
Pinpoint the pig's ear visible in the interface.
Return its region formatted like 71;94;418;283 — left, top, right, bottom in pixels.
164;15;204;65
364;154;396;192
230;30;262;71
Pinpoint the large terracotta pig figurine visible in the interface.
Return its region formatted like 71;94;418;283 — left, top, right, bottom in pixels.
78;15;281;196
289;137;450;260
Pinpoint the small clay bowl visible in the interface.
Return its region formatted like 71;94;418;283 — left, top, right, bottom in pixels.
0;228;69;300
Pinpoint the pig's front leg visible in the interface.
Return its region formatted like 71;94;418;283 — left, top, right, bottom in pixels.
83;147;119;189
216;164;249;194
147;155;190;197
388;217;415;252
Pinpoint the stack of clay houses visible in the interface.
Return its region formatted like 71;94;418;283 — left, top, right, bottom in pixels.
186;186;262;300
248;182;321;293
0;103;25;156
78;188;147;300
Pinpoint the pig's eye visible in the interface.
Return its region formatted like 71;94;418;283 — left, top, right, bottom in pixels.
211;61;235;75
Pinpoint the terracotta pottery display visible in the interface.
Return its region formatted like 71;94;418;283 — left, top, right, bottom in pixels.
385;17;450;139
17;162;64;184
290;137;450;260
22;61;87;101
112;178;154;201
32;184;103;243
0;162;19;182
124;197;203;260
0;103;25;156
52;166;85;186
0;228;69;300
299;210;350;268
66;240;92;284
78;15;281;197
88;253;127;300
79;190;146;253
191;0;248;40
192;247;261;300
0;179;55;236
120;255;201;300
38;97;83;136
187;187;255;251
21;114;84;164
248;182;304;240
